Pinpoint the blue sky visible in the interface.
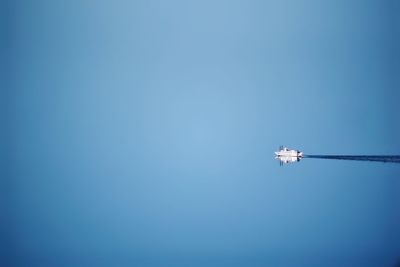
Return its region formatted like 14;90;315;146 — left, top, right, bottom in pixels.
2;0;400;266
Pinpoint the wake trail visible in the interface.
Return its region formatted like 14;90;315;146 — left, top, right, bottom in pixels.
303;155;400;163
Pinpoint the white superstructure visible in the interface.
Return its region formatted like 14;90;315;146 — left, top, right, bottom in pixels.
275;146;303;165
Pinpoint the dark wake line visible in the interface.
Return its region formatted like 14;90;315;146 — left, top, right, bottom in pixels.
304;155;400;163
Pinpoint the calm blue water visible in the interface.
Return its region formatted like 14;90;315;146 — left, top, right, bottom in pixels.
2;0;400;266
